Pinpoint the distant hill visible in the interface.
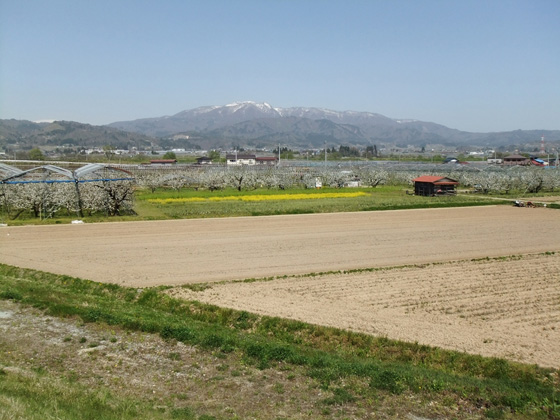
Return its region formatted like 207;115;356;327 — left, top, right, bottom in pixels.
109;101;560;150
0;120;158;150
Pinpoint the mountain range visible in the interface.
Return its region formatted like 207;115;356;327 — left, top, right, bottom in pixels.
109;102;559;150
1;102;559;152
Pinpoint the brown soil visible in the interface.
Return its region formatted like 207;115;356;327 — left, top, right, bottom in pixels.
171;253;560;368
2;206;560;368
2;206;559;287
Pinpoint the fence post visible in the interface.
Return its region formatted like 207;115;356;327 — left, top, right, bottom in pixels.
74;179;84;218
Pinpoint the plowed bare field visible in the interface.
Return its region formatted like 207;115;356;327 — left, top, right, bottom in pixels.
2;205;560;367
171;253;560;368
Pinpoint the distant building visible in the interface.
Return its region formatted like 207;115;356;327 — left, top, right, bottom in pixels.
226;154;278;166
226;154;256;165
196;157;213;165
255;156;277;166
503;154;529;166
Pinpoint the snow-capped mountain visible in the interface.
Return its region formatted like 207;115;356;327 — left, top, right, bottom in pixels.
4;101;558;151
107;102;560;149
109;101;402;136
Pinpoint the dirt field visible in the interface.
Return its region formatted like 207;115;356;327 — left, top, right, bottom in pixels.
2;205;560;367
2;206;559;287
171;253;560;368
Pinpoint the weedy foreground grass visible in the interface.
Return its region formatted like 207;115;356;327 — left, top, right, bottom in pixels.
1;264;559;419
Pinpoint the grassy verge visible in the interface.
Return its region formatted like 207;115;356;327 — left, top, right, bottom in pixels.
1;264;558;419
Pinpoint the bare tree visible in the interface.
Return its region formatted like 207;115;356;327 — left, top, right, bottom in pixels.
356;166;388;187
199;169;226;191
93;180;135;216
225;167;259;191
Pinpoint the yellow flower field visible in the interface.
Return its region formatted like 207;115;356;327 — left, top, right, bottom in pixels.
148;191;369;204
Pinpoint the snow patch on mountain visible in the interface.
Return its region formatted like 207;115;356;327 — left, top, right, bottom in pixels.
220;101;279;116
191;105;221;115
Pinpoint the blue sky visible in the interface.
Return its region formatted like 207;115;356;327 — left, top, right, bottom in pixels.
1;0;558;132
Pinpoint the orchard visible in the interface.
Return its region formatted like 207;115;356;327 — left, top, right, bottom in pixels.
1;161;558;220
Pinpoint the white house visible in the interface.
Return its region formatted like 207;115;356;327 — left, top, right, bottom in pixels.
226;154;256;165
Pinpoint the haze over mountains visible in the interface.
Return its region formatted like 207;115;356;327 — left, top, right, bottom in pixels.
1;101;559;152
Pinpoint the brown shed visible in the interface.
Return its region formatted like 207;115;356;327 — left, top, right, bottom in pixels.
412;176;459;196
255;156;278;165
503;154;530;166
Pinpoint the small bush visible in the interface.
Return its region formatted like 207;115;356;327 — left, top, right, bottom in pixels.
235;311;253;329
321;387;356;405
268;344;295;362
176;327;196;343
136;288;160;306
426;377;447;392
82;308;103;323
246;342;268;360
170;406;196;419
308;366;342;388
200;333;226;349
160;325;175;340
0;289;23;301
370;368;408;394
47;302;80;318
485;407;506;419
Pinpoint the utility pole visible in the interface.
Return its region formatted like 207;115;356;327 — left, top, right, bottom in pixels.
324;141;327;168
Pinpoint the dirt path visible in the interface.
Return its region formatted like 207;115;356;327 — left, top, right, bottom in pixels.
1;206;559;287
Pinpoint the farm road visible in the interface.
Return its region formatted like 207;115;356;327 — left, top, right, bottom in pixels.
1;206;559;287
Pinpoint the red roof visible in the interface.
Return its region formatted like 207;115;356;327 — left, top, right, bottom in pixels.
413;176;459;185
